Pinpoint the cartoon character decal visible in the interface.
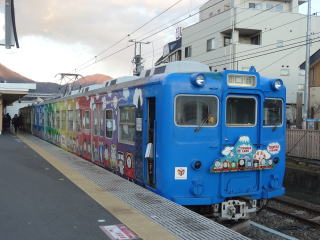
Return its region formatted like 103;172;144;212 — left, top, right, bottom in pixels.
211;136;279;173
110;144;118;169
117;151;125;175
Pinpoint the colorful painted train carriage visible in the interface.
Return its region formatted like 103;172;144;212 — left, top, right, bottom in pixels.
21;61;286;220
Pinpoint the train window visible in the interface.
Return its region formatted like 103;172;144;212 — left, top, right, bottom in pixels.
119;106;135;144
61;110;67;130
56;110;60;129
175;95;218;126
106;110;113;139
226;97;256;126
68;110;74;131
76;109;81;133
263;99;282;126
85;110;90;129
99;110;105;137
94;109;99;135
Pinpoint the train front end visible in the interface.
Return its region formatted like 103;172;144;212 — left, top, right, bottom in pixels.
157;67;286;220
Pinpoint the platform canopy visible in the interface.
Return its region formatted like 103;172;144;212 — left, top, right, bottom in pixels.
0;82;36;134
0;83;36;104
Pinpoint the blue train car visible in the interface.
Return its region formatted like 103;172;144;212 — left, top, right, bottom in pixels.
22;61;286;220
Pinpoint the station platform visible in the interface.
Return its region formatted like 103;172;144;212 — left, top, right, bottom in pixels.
0;133;249;240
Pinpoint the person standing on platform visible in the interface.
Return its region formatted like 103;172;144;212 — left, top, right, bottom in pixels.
3;113;11;132
12;114;19;133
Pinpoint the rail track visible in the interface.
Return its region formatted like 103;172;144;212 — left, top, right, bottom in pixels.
266;197;320;229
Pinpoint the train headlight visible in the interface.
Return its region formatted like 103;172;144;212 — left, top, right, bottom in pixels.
271;79;283;90
273;157;280;164
191;74;206;87
191;160;202;170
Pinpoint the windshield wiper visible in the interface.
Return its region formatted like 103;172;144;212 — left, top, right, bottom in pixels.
194;115;213;132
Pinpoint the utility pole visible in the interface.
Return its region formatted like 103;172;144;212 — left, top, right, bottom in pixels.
231;2;236;70
303;0;312;129
129;39;150;76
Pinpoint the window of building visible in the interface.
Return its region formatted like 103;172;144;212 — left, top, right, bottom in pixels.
175;95;218;126
249;3;262;9
226;97;256;126
106;110;113;139
280;68;290;76
119;106;135;144
224;36;231;46
207;38;215;51
68;110;73;131
277;40;284;47
275;4;283;11
61;110;66;130
85;110;90;129
154;66;166;74
185;46;192;58
250;34;260;45
266;3;273;9
263;99;282;126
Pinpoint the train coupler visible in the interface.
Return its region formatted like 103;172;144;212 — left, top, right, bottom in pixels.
213;199;257;221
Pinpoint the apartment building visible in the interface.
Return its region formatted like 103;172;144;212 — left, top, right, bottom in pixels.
157;0;319;109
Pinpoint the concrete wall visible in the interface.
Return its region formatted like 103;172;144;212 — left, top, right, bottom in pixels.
284;164;320;204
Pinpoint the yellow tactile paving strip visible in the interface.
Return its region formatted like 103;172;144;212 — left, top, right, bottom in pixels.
18;134;178;240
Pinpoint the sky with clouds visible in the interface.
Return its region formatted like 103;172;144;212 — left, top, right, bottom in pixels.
0;0;319;84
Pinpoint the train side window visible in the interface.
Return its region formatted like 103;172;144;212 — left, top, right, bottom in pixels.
94;109;99;135
68;110;74;131
226;97;256;126
119;106;135;144
106;110;113;139
85;110;90;129
263;99;282;126
61;110;67;130
76;109;81;132
56;110;60;129
175;95;218;126
99;109;105;137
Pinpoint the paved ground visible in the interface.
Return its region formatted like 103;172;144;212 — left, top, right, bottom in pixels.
0;133;120;240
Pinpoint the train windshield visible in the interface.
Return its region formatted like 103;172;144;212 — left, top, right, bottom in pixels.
263;99;282;126
226;97;256;126
175;95;218;126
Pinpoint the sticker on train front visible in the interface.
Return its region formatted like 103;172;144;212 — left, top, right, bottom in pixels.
100;224;140;240
210;136;276;173
175;167;187;180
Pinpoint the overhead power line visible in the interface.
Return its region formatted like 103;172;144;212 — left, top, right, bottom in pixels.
206;37;320;68
72;0;185;72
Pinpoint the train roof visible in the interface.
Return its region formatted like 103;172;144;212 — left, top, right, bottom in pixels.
140;61;210;78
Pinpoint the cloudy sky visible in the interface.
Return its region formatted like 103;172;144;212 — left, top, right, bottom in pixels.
0;0;319;84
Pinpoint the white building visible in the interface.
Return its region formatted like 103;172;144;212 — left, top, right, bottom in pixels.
158;0;319;108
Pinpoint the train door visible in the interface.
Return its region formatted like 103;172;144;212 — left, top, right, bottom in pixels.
221;94;261;196
91;103;104;165
145;97;156;187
